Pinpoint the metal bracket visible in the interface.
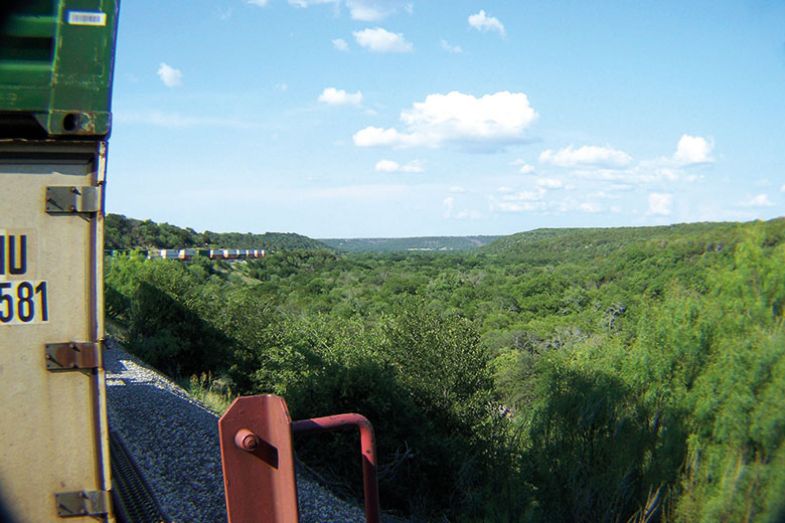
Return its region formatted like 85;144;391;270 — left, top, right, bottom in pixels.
55;490;110;518
45;342;101;371
45;186;100;214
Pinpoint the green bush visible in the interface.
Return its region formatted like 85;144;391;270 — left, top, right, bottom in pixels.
103;219;785;522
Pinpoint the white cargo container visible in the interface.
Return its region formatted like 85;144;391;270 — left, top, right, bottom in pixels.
0;140;114;522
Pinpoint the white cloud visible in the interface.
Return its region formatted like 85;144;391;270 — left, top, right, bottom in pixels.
493;201;546;213
506;189;546;201
157;63;182;88
537;178;564;189
539;145;632;168
332;38;349;51
246;0;269;6
375;159;400;172
346;0;411;21
468;10;505;36
569;160;702;185
490;191;609;215
440;39;463;54
353;91;537;149
353;27;413;53
491;188;547;213
318;87;363;106
511;159;536;174
674;134;714;165
781;184;785;193
449;186;466;193
374;159;424;173
578;202;602;213
648;193;673;216
354;127;405;147
275;83;288;92
739;194;773;207
287;0;411;19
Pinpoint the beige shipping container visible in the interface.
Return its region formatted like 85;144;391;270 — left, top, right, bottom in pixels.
0;140;113;522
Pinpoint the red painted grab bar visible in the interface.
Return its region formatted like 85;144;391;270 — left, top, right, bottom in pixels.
292;414;380;523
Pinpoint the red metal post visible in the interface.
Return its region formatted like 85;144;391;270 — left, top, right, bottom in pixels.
292;414;381;523
218;396;299;523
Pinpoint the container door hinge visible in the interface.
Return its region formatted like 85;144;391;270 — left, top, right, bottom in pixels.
46;186;100;214
45;342;101;371
55;490;110;518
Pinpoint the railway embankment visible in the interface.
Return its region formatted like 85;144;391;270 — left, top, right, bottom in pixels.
104;339;369;522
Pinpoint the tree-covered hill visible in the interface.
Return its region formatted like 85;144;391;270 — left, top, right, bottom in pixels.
105;218;785;522
482;221;750;263
105;213;330;251
320;235;501;252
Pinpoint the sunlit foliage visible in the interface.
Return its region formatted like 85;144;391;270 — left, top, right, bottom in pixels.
106;218;785;521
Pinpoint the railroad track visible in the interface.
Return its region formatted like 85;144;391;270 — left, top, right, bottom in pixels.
104;339;368;522
110;430;168;523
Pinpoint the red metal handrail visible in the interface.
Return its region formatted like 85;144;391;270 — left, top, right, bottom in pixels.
292;414;380;523
219;396;381;523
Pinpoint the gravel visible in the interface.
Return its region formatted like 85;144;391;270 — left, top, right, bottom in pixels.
104;339;368;522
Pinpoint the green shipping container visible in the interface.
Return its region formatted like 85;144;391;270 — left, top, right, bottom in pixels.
0;0;120;138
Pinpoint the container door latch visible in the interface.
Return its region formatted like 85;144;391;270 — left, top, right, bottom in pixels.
45;186;101;214
55;490;110;518
45;342;101;371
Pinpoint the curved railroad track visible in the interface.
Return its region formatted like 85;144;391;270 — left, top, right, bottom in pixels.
104;339;368;522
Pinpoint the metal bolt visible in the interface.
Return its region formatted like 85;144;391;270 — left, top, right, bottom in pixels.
234;428;259;451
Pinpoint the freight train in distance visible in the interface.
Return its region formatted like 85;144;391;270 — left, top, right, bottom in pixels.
106;248;267;261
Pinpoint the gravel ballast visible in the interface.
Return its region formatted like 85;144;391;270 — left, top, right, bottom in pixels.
104;339;367;522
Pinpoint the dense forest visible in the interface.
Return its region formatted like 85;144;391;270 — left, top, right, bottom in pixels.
320;235;501;252
105;213;328;251
105;219;785;522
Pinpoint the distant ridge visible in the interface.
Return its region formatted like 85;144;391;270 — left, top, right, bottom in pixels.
320;235;501;253
105;214;330;251
480;221;755;262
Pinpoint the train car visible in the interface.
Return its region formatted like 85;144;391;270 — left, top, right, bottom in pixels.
0;1;120;521
224;249;241;260
178;248;196;261
209;248;223;260
160;249;179;260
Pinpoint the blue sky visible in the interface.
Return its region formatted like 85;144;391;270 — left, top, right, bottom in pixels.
107;0;785;238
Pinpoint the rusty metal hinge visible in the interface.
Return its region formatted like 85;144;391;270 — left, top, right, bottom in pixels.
46;186;101;214
55;490;110;518
45;342;101;371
